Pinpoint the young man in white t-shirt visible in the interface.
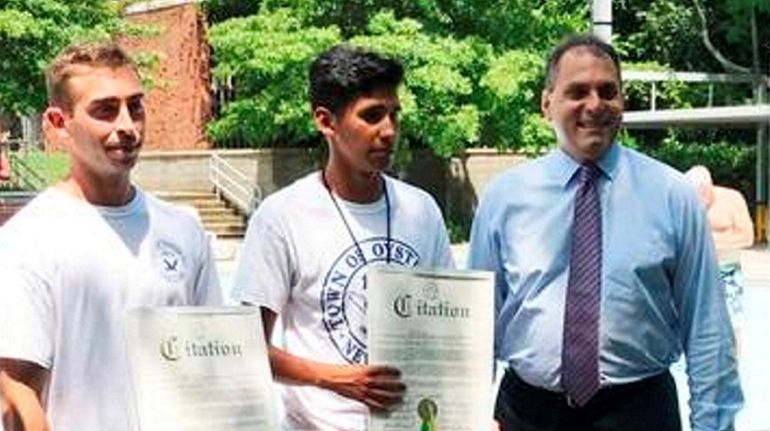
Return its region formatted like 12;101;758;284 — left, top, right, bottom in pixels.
231;45;454;430
0;42;221;431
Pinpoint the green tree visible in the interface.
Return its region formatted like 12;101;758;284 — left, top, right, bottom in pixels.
201;0;261;24
207;9;340;146
615;0;770;74
260;0;587;50
207;3;586;155
0;0;125;114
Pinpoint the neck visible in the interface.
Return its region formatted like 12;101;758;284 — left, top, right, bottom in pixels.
323;164;384;204
59;173;135;206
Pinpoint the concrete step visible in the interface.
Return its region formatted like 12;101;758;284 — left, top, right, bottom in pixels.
207;225;246;239
152;190;247;239
196;206;239;217
199;214;244;224
204;220;247;230
186;199;230;209
153;190;216;201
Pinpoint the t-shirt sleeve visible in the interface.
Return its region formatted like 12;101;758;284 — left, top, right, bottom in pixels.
230;204;293;313
0;258;55;369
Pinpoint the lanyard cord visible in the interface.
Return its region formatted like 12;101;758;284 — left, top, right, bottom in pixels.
321;170;392;264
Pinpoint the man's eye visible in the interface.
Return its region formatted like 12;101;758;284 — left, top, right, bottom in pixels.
128;100;145;120
88;104;119;121
360;108;387;124
566;87;589;100
598;84;619;100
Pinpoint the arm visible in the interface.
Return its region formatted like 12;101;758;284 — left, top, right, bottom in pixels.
0;359;50;431
235;202;403;411
672;187;743;431
257;306;405;412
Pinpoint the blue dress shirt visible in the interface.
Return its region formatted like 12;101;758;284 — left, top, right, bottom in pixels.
469;143;743;431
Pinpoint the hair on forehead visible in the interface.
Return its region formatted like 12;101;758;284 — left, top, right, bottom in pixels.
544;34;622;90
309;44;404;115
46;42;138;109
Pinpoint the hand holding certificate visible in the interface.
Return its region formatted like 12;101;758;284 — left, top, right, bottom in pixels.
367;266;495;431
125;307;278;430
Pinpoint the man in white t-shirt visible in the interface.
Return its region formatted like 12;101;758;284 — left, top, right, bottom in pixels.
0;42;221;431
231;45;454;430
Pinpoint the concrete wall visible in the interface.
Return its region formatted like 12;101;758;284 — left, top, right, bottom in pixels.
134;148;529;222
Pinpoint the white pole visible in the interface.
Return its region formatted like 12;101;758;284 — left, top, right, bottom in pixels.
592;0;613;43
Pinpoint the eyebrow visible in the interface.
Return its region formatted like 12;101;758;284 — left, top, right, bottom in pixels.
364;102;401;110
88;92;145;105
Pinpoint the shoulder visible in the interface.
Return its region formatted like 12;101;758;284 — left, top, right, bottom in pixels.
386;175;445;222
143;190;205;231
253;171;322;219
478;154;551;205
387;175;438;205
0;189;65;234
616;148;706;230
715;186;748;203
618;147;694;198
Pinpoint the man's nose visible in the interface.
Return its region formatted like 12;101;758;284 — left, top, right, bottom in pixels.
585;91;603;112
115;105;139;139
380;114;398;141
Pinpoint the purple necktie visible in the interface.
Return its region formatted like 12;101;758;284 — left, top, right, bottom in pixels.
561;162;602;407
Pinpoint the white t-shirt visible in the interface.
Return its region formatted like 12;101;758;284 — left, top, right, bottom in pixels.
0;187;221;431
232;172;454;431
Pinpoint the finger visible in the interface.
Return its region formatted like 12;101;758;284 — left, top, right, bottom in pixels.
368;378;406;393
366;365;401;377
366;387;405;407
366;398;391;413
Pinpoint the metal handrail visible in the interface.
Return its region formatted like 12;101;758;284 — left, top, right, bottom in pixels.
8;152;46;191
624;69;768;112
208;153;261;215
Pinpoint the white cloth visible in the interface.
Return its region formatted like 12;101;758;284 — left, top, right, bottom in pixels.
232;172;454;431
0;187;221;431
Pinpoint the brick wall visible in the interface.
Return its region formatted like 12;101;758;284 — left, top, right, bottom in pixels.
119;2;211;151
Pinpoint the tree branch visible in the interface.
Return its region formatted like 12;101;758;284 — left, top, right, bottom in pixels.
692;0;752;74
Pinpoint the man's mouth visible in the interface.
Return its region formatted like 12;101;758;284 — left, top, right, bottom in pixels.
578;111;618;130
107;141;141;157
370;148;394;158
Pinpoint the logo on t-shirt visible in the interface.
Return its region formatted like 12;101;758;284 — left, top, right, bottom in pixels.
153;240;187;283
321;237;420;364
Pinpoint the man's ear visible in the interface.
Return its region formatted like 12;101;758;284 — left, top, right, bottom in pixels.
43;106;72;149
44;106;67;130
313;106;336;140
540;88;552;122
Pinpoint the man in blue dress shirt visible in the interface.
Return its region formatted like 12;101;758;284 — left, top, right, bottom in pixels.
469;34;742;431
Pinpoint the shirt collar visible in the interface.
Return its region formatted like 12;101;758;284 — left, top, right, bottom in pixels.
548;142;621;187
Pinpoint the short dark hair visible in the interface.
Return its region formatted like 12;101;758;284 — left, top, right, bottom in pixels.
309;44;404;115
46;42;138;110
544;34;621;90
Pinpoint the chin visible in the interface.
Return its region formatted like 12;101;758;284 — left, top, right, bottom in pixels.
368;158;393;173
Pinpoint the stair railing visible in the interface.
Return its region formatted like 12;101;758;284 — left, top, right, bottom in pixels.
208;153;261;216
8;151;46;191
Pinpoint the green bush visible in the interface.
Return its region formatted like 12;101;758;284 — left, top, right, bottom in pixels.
207;9;559;156
207;9;340;146
640;132;755;203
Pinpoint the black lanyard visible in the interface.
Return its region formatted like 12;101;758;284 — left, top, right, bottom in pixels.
321;170;392;264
